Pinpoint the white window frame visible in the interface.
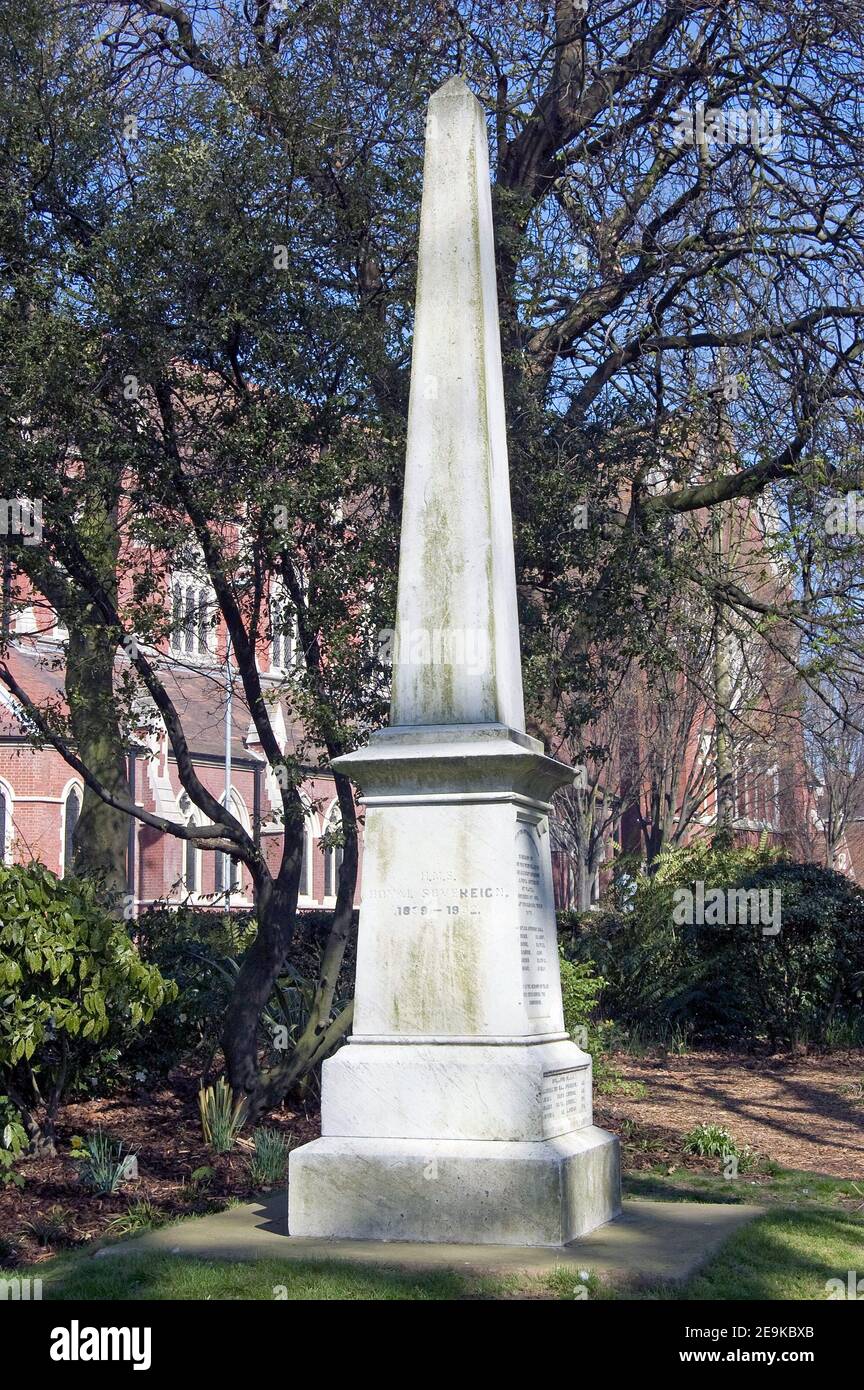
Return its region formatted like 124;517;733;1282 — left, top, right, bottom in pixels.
269;580;298;674
299;801;319;904
214;789;251;905
176;794;202;901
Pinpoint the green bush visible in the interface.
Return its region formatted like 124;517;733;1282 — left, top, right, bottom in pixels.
0;863;176;1150
568;838;864;1047
0;1094;27;1187
105;1199;165;1237
682;1123;739;1159
128;905;357;1087
558;951;604;1044
124;907;256;1083
77;1130;136;1194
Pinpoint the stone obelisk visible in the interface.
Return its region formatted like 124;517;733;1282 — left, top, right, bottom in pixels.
288;75;620;1245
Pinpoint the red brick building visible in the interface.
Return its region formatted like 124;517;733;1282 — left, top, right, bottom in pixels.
0;602;352;914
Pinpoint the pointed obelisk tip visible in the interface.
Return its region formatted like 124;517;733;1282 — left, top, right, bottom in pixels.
430;73;475;102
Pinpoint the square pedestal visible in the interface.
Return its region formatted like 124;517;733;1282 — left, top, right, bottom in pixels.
288;726;621;1246
288;1127;621;1246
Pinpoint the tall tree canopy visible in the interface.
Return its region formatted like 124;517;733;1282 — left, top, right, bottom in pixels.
2;0;863;1109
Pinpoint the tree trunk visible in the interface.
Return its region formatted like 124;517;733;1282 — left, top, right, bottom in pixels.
66;615;131;899
222;875;299;1098
243;774;360;1119
8;1071;59;1157
712;505;735;832
20;1108;57;1158
64;488;131;902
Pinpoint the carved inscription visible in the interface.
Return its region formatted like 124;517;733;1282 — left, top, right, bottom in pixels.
516;823;552;1017
542;1067;591;1138
365;871;509;917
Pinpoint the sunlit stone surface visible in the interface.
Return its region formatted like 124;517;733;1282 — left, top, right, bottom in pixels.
288;76;620;1245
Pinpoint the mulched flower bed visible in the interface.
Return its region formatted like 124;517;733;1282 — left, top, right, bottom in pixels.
595;1047;864;1179
0;1068;319;1267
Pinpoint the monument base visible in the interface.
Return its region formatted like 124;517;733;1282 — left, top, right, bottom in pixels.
288;1127;620;1246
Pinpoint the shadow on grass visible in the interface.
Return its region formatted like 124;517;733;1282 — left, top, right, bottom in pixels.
624;1166;863;1209
36;1251;482;1302
623;1172;744;1204
677;1209;864;1301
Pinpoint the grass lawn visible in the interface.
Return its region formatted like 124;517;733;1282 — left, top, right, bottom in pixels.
622;1166;864;1209
19;1167;864;1301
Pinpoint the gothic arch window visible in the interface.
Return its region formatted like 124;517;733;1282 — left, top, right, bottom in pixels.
270;581;298;673
215;790;249;901
298;801;318;902
183;826;199;895
170;571;216;660
178;796;200;897
323;802;343;900
214;842;241;897
61;783;82;878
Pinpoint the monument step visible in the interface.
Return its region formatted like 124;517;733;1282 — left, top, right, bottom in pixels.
288;1128;621;1245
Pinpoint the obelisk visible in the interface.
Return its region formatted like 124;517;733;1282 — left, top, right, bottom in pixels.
288;75;620;1245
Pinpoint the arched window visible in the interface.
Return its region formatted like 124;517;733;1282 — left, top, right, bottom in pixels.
0;781;10;864
297;802;317;901
170;571;215;660
270;584;297;673
215;848;241;896
184;820;199;895
62;784;81;878
323;804;343;900
177;794;200;897
214;790;248;900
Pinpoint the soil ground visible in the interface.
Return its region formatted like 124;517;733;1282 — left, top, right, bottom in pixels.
0;1068;318;1266
596;1048;864;1179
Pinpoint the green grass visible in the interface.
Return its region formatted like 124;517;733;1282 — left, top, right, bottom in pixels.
29;1250;487;1301
624;1165;864;1209
670;1209;864;1300
21;1211;864;1303
539;1209;864;1301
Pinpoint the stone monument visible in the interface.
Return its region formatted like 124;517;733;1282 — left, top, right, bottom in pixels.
288;75;621;1245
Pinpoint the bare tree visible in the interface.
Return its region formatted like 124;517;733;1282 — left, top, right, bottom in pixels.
802;677;864;867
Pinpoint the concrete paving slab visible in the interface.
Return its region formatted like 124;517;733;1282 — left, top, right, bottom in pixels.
95;1193;764;1283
